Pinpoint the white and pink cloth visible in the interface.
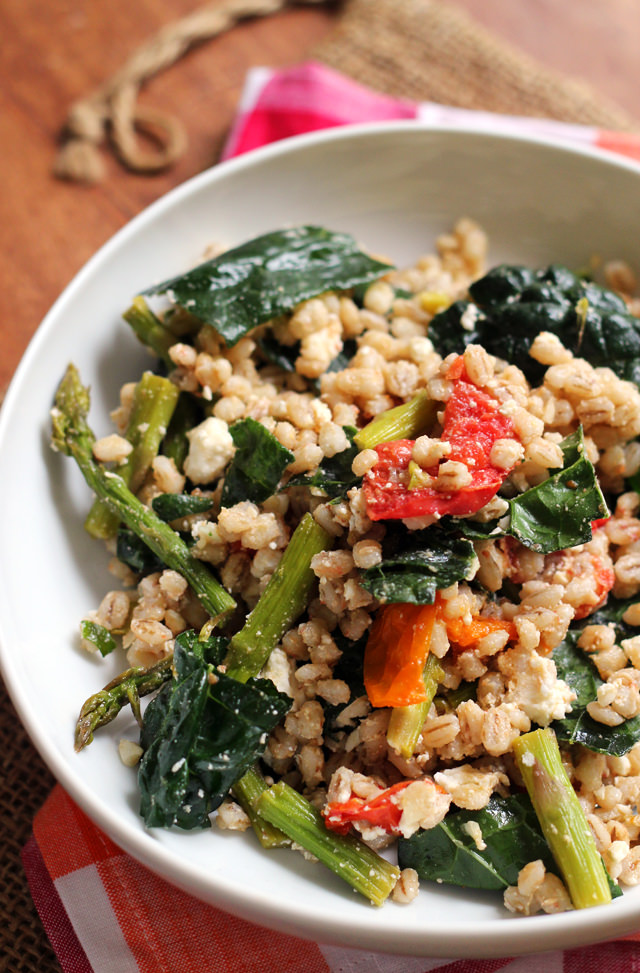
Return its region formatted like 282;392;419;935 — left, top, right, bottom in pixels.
22;61;640;973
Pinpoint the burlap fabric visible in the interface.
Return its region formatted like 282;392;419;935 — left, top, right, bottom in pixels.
314;0;637;128
3;2;637;969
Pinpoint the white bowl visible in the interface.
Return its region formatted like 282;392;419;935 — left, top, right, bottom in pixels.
3;122;640;958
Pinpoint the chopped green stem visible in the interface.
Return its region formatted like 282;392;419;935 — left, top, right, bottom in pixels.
232;768;289;848
225;513;333;682
256;781;400;906
85;371;180;539
75;655;174;751
354;390;436;450
513;728;612;909
123;296;176;367
52;364;236;621
387;654;444;758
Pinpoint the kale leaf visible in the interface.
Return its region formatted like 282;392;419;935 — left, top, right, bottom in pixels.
552;631;640;756
116;527;165;575
428;263;640;385
397;794;556;889
256;332;300;373
360;523;478;604
321;632;367;736
508;427;608;554
152;493;215;521
221;417;294;508
138;630;290;829
143;226;393;347
288;426;361;499
162;392;205;474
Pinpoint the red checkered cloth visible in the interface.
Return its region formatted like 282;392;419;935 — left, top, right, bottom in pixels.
23;61;640;973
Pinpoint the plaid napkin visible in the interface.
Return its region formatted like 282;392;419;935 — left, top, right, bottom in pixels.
23;60;640;973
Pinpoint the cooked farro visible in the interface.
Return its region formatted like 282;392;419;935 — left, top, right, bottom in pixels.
61;221;640;913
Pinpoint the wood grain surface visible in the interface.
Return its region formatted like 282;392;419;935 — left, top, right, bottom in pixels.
2;0;639;399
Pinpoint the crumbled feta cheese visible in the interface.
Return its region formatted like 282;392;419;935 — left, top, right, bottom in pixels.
502;647;575;725
460;304;481;332
183;416;235;485
260;647;297;699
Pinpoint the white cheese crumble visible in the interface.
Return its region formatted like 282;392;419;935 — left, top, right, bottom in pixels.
183;416;235;485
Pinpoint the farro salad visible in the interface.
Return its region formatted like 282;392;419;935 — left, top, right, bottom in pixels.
51;221;640;914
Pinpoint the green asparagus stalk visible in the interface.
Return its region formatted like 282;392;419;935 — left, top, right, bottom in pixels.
75;655;174;751
387;653;444;759
122;296;176;367
512;727;612;909
354;389;436;450
52;364;236;621
84;371;180;539
232;767;289;848
256;781;400;906
224;512;333;682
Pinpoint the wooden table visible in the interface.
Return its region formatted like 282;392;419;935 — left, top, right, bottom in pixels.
2;0;639;399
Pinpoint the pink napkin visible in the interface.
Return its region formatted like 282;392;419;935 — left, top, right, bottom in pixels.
23;60;640;973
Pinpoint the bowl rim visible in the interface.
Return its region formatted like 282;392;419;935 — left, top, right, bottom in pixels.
4;120;640;957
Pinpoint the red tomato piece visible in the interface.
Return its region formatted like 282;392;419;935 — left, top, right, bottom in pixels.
323;781;412;835
363;362;518;521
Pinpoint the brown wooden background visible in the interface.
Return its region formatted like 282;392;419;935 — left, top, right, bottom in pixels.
2;0;640;399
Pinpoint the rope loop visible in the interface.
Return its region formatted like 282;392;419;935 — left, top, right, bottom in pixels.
110;84;188;174
54;0;329;183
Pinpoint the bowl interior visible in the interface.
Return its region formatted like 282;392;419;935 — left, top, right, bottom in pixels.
2;124;640;957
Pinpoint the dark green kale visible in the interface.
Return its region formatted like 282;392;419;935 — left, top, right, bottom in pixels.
162;392;205;474
151;493;215;521
138;631;290;829
288;426;361;499
552;631;640;756
398;794;556;890
116;528;165;575
428;263;640;385
256;331;300;373
143;226;393;347
322;632;367;735
359;522;478;604
221;417;294;508
508;428;608;554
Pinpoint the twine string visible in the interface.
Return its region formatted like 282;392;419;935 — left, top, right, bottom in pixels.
54;0;328;183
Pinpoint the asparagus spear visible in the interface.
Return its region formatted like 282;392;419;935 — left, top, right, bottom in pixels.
387;653;444;759
354;390;436;450
75;655;174;751
232;767;289;849
84;371;180;539
224;512;333;682
51;364;236;621
122;296;176;367
256;781;400;906
512;727;612;909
